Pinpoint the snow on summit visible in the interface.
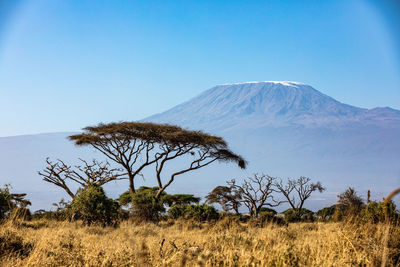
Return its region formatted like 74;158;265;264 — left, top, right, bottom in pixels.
220;81;305;87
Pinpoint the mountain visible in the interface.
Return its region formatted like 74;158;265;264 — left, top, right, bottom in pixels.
145;81;400;206
146;81;400;130
1;81;399;211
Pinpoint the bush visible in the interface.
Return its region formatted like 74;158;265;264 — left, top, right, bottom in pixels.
360;200;398;223
259;207;277;215
120;187;166;222
71;184;119;226
316;205;336;220
168;203;219;222
167;204;187;219
283;208;314;222
120;187;204;222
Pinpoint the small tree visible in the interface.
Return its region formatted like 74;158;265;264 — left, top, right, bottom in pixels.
39;158;124;200
206;186;242;214
119;186;168;222
71;184;119;226
228;174;281;218
0;185;31;220
336;187;364;217
276;176;325;218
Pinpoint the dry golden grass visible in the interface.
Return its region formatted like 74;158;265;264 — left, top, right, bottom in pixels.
0;218;399;267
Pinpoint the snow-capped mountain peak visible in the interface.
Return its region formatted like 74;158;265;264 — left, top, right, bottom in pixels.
146;81;399;131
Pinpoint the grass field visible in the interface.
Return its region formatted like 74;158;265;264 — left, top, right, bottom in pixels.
1;218;399;267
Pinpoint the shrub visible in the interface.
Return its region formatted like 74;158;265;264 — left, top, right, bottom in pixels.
124;187;166;222
316;205;336;220
168;203;219;222
167;204;187;219
360;200;398;223
120;187;204;222
259;207;277;215
283;208;314;222
71;184;119;226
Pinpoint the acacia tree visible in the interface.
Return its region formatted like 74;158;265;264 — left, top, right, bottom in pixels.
228;174;281;218
206;186;242;214
276;176;325;217
38;158;125;199
69;122;188;193
153;128;246;199
70;122;246;198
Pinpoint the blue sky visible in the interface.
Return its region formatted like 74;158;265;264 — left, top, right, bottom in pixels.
0;0;399;137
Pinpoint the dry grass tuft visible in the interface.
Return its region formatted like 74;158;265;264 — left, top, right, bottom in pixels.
0;219;399;266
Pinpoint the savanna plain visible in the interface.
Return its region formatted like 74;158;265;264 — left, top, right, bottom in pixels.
1;217;399;267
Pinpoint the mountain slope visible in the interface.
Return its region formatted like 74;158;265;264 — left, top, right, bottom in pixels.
146;81;399;131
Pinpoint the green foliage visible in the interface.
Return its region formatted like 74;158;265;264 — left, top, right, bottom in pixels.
119;187;167;222
283;208;314;222
206;186;241;213
71;184;119;226
0;185;31;221
163;194;200;206
168;203;219;221
120;187;204;222
259;207;277;215
360;200;398;223
167;204;187;219
316;205;336;220
337;187;364;217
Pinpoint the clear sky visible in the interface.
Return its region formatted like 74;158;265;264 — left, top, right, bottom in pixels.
0;0;399;137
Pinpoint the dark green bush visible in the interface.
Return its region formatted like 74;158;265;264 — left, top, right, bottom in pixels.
168;203;219;221
360;200;398;223
71;184;119;226
283;208;314;222
131;187;165;222
316;205;336;220
259;207;277;215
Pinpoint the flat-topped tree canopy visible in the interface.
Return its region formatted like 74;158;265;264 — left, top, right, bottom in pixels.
69;122;246;195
